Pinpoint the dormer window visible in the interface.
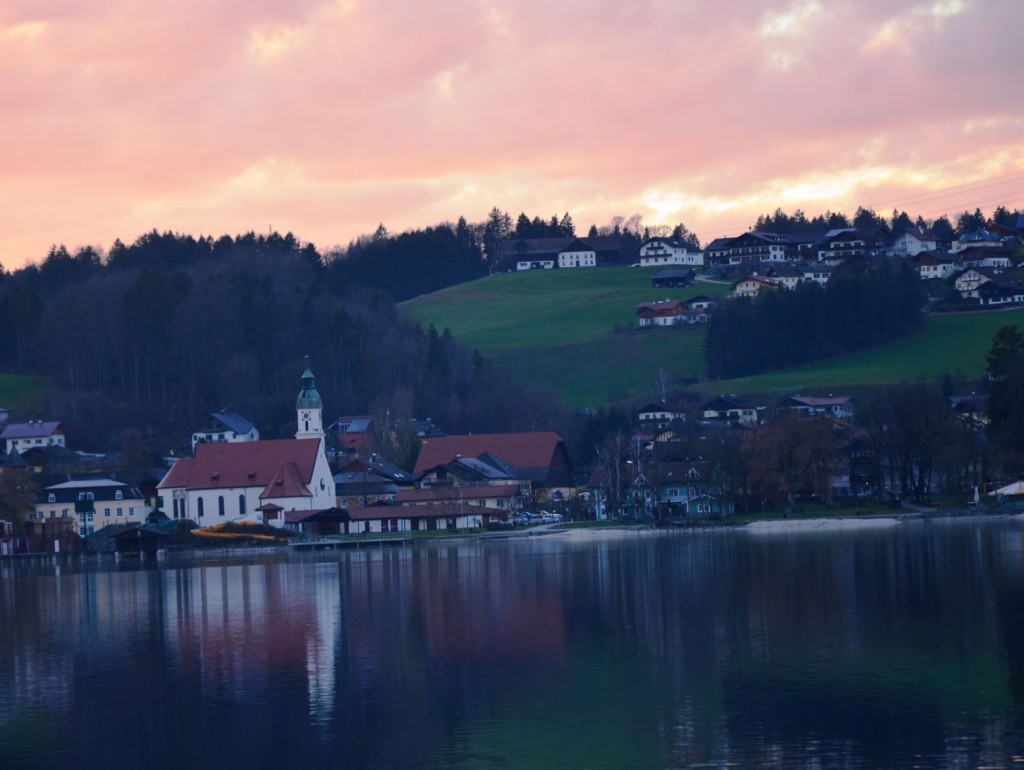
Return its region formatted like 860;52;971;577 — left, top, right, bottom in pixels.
48;493;55;503
114;491;123;500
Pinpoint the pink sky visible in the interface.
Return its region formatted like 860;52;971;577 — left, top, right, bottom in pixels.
2;0;1022;270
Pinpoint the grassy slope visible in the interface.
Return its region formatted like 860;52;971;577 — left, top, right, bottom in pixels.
0;374;47;416
401;268;1024;407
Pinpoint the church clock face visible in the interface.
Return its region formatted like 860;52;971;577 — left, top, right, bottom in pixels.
302;412;310;420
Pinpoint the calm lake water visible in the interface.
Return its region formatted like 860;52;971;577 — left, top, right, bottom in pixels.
3;519;1024;769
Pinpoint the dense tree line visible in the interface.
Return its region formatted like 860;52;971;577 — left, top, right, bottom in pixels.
0;230;562;452
704;260;927;380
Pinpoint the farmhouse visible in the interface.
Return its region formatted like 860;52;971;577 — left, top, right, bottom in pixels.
34;478;148;537
780;395;854;422
191;412;259;451
731;275;780;298
638;238;704;267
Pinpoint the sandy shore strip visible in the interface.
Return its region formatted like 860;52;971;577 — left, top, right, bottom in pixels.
745;517;901;534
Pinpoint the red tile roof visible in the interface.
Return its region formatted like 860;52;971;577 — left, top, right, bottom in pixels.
158;439;321;492
413;432;564;475
261;462;311;500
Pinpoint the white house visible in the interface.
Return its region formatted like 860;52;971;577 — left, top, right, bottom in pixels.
191;412;259;451
1;420;66;455
891;228;939;257
557;239;597;269
638;238;704;268
158;368;334;528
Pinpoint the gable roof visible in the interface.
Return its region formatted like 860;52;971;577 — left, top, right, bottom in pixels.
210;412;256;435
413;432;569;482
158;438;322;492
1;421;63;441
261;462;312;500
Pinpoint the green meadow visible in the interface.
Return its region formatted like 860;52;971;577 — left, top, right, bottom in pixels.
0;374;47;416
406;268;1024;408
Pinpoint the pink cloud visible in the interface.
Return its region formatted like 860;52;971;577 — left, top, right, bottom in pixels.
1;0;1022;269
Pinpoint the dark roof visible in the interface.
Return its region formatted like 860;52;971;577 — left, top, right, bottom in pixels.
413;432;570;484
210;412;256;435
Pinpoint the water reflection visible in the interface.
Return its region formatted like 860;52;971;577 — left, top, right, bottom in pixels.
2;521;1024;768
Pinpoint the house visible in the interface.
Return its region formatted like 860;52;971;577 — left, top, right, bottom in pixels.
638;238;704;267
780;395;854;422
417;453;523;489
637;402;688;429
652;462;732;518
977;279;1024;308
191;412;259;451
413;432;575;503
33;477;148;537
683;295;717;312
396;483;525;514
952;228;1003;253
157;367;335;528
910;250;958;280
333;470;398;508
954;246;1014;269
557;238;597;269
637;299;687;327
817;228;880;264
701;396;759;425
731;275;780;298
500;236;622;272
650;268;696;288
891;227;940;257
1;420;66;456
705;232;796;266
330;415;377;456
953;266;1002;299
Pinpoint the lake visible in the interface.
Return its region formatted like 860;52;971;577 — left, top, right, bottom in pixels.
3;518;1024;769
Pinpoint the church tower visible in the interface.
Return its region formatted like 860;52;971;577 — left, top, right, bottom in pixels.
296;365;324;440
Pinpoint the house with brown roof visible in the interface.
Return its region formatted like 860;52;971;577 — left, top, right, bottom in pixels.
637;299;687;327
413;432;575;503
731;275;780;298
157;368;334;527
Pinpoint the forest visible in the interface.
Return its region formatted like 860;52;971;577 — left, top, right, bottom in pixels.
0;227;563;461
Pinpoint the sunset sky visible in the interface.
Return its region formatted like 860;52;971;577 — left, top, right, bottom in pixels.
2;0;1022;270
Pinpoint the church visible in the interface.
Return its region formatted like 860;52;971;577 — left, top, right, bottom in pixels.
157;367;335;527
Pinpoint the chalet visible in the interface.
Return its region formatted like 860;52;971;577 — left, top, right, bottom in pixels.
638;238;704;267
731;275;779;298
954;246;1014;269
683;295;717;312
413;432;574;502
650;268;696;288
977;279;1024;308
910;250;958;280
396;483;525;513
953;266;1002;299
780;395;854;422
817;228;879;264
705;231;795;266
701;396;759;425
891;227;940;257
191;412;259;451
637;299;687;327
1;420;65;456
637;402;688;430
157;368;335;527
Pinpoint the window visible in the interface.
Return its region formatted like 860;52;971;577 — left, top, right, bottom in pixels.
197;498;204;518
218;496;225;517
115;490;123;500
239;495;246;515
117;508;123;517
48;493;55;503
104;508;110;517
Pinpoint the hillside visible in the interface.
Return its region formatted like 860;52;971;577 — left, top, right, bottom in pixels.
401;267;1024;407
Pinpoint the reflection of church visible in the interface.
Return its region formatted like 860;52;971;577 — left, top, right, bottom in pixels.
157;367;335;527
